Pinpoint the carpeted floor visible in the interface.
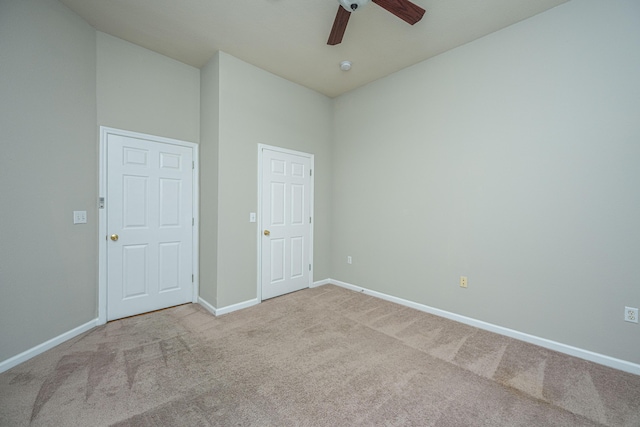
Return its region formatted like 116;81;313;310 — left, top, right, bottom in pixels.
1;284;639;426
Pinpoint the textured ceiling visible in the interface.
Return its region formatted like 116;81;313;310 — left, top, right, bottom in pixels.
59;0;569;97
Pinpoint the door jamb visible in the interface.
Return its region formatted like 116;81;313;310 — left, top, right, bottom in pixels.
98;126;200;325
257;143;314;302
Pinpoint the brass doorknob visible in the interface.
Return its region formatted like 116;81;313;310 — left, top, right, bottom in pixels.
264;230;270;236
110;234;119;241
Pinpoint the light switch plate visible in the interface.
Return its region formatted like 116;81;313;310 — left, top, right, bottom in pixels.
249;212;256;223
73;210;87;224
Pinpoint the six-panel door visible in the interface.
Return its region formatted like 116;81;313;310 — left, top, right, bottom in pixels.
261;148;312;300
107;134;194;320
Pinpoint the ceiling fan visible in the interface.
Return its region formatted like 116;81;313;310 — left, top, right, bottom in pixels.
328;0;426;46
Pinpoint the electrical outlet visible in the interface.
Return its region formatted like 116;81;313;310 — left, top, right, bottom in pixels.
347;256;352;264
624;307;638;323
460;276;468;288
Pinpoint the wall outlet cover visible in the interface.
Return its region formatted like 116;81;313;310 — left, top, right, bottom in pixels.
624;307;638;323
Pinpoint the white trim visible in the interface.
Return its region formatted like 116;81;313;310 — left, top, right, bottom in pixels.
191;145;200;304
216;298;260;316
98;127;199;324
256;145;263;303
98;127;108;325
324;278;640;376
257;144;315;303
312;279;331;288
197;296;217;316
0;319;97;373
198;297;260;317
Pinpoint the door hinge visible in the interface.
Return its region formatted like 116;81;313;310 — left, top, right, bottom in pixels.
310;169;312;176
192;274;194;283
309;216;312;224
309;264;311;271
192;161;195;170
192;218;195;226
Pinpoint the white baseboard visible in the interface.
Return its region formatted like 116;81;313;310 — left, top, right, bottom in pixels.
198;296;260;316
5;286;637;377
324;278;640;376
312;279;331;288
1;294;261;373
0;319;98;374
197;296;218;315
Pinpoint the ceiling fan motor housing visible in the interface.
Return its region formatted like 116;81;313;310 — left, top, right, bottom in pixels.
339;0;370;12
329;0;425;46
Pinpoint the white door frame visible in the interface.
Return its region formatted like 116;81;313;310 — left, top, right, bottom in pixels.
98;126;199;325
257;144;314;302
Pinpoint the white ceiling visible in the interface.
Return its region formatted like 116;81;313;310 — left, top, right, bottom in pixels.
59;0;569;98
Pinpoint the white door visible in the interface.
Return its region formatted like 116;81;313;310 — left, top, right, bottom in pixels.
106;133;194;320
261;147;313;300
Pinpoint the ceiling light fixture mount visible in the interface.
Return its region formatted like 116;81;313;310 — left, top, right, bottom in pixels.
338;0;370;12
340;61;352;71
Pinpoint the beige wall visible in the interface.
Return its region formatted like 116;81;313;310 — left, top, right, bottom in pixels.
97;32;200;143
0;0;97;361
3;0;638;370
214;52;333;308
199;53;221;307
331;0;640;364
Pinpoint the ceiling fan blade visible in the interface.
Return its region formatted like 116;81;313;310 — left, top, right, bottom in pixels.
372;0;425;25
327;6;351;45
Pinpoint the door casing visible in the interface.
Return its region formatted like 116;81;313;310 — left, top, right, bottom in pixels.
98;126;199;325
257;144;314;302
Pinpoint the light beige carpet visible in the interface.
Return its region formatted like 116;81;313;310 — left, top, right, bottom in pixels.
1;284;639;426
